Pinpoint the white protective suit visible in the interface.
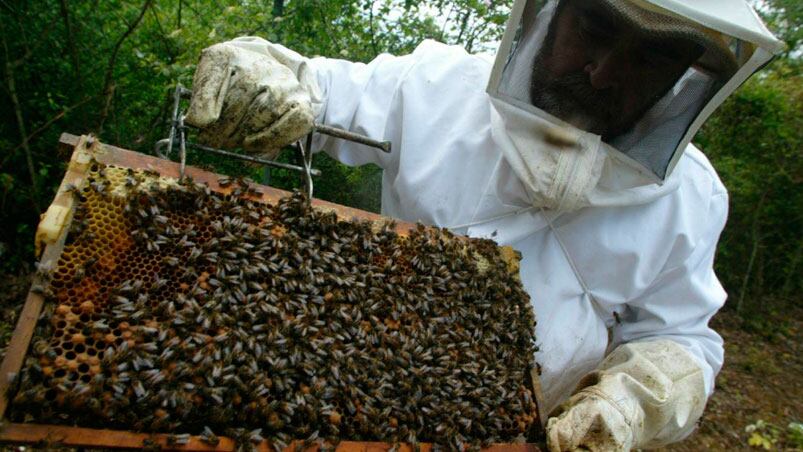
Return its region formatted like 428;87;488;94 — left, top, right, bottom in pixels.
206;36;729;450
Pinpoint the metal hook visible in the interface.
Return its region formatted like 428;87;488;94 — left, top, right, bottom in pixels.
298;133;315;199
178;113;187;179
157;84;192;160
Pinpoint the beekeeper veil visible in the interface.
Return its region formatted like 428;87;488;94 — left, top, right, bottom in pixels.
488;0;783;211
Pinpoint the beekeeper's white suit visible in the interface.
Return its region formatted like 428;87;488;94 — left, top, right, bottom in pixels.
185;0;782;449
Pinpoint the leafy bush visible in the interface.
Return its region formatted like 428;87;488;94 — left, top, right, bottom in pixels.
695;63;802;312
745;419;803;450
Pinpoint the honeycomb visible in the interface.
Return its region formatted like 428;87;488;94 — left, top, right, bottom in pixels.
12;161;539;450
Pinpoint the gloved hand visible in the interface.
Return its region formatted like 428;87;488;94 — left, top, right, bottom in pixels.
546;340;707;451
185;41;314;158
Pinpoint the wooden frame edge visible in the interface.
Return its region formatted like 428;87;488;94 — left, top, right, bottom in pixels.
0;423;542;451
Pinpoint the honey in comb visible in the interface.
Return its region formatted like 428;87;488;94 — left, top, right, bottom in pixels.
11;162;539;450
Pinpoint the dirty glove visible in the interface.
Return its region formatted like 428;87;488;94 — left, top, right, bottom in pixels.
547;340;707;451
186;38;321;158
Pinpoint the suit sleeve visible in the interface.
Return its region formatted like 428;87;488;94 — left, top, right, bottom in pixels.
308;49;425;171
613;187;729;397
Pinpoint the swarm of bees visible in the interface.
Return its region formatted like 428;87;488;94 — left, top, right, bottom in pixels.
11;162;539;451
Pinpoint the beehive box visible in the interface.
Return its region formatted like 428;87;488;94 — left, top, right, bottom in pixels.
0;134;545;451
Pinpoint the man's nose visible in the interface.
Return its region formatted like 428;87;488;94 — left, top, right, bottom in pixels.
584;48;628;90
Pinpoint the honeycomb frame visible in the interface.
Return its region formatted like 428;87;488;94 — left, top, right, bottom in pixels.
0;133;546;452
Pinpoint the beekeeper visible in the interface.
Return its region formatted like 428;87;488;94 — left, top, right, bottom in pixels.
185;0;783;449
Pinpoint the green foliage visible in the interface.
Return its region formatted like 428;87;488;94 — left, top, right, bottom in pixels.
738;344;781;374
740;308;796;343
745;419;803;450
788;422;803;449
267;152;384;213
746;420;781;450
694;61;802;312
761;0;802;58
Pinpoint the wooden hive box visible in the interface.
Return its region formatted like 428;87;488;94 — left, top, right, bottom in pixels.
0;133;545;451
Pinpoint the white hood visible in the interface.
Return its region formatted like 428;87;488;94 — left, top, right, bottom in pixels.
486;0;781;212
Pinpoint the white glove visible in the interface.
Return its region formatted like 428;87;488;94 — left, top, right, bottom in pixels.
547;340;707;451
185;40;315;158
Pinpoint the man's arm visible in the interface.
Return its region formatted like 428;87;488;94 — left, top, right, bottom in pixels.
613;188;729;401
188;37;424;171
549;162;729;450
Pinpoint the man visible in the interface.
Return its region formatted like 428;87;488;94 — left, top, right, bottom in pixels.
185;0;782;449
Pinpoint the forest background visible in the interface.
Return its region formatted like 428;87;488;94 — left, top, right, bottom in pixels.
0;0;800;446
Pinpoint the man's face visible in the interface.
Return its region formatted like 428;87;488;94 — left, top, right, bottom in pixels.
530;0;703;139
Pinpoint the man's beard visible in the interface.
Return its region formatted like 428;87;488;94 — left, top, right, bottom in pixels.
529;61;625;139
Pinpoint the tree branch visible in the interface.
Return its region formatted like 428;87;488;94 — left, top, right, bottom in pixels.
148;6;177;61
96;0;154;133
58;0;81;92
316;7;345;54
737;190;769;313
440;3;455;42
9;8;62;69
1;95;94;169
272;0;284;17
1;20;41;212
0;0;15;14
456;8;471;44
368;1;378;57
781;237;802;296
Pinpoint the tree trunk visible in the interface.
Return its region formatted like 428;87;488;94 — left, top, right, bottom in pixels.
737;190;768;314
1;21;41;212
58;0;81;93
96;0;153;133
781;237;802;296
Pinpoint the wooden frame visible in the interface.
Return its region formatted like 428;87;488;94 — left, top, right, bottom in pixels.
0;133;545;451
